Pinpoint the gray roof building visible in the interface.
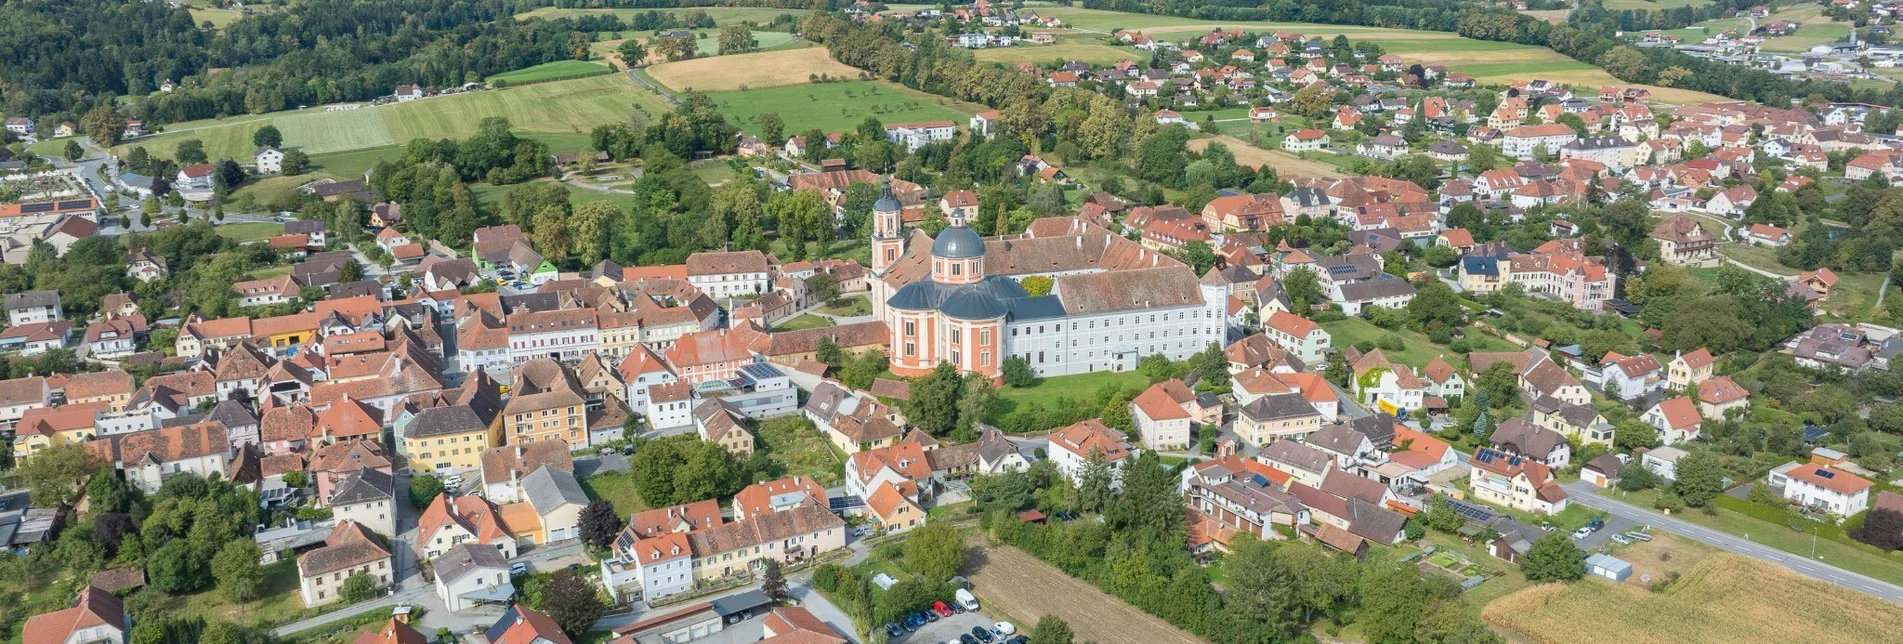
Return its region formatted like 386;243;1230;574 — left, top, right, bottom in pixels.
522;466;588;515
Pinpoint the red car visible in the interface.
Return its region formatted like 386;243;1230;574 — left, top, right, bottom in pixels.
933;601;954;617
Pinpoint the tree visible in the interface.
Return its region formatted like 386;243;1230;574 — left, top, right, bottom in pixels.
409;474;443;509
717;24;758;55
759;559;789;604
1852;508;1903;551
1672;451;1724;508
64;140;85;161
758;112;785;145
198;621;245;644
1021;275;1053;296
906;363;963;436
147;539;211;592
1100;390;1135;433
339;571;380;603
957;375;996;436
20;443;95;507
1406;281;1464;333
570;201;619;264
904;524;967;581
213;159;246;194
1291;83;1335;118
1026;616;1074;644
578;499;621;549
212;540;264;603
618;39;648;66
1419;495;1466;533
175;139;208;165
1284;269;1321;314
1522;532;1586;582
1002;356;1037;387
281;149;310;175
1075;450;1114;513
1618;462;1657;491
253;125;282;149
537;570;609;637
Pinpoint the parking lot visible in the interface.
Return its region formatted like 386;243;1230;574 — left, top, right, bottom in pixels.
1572;513;1645;550
894;611;1017;644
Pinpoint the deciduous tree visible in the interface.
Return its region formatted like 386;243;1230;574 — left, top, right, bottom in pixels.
1522;532;1585;582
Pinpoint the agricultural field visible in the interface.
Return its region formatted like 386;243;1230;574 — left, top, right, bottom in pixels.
592;30;805;65
1603;0;1714;10
1036;6;1465;43
115;73;661;164
514;6;801;25
1321;316;1522;369
645;47;863;92
485;60;614;85
706;80;983;138
965;545;1203;644
1759;23;1852;53
974;35;1143;66
214;222;285;243
1483;554;1903;644
1190;135;1350;179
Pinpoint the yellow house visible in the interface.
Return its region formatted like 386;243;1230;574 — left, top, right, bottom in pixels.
401;405;501;473
866;483;925;534
63;371;137;412
1666;348;1714;391
253;312;322;351
505;360;588;449
13;402;107;461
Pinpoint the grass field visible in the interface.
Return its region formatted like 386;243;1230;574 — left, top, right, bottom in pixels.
118;73;660;163
646;47;863;92
1037;6;1463;42
1322;316;1522;369
966;545;1203;644
1483;554;1903;644
997;370;1148;411
1604;488;1903;586
190;6;245;29
1761;23;1852;53
974;35;1141;66
757;417;846;487
593;30;805;65
708;80;983;138
486;60;614;85
1604;0;1713;9
579;471;649;517
515;6;801;25
773;313;835;331
215;222;285;243
1190;135;1349;179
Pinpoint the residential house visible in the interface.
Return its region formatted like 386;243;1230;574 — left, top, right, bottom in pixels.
1768;462;1871;516
416;493;518;559
1130;379;1198;450
521;466;588;544
20;586;129;644
1468;447;1569;515
1257;439;1334;488
1046;419;1134;487
433;543;513;613
1261;311;1330;364
329;468;398;539
297;521;392;606
1488;419;1572;467
1182;455;1307;552
1696;375;1749;419
1236;393;1325;446
5;291;62;326
1642;445;1688;481
1643;396;1702;444
1590;351;1664;401
1666;348;1715;390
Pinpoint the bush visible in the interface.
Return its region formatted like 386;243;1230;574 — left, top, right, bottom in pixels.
1653;490;1686;513
1377;334;1406;352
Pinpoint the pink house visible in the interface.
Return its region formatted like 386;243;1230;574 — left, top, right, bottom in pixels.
308;439;392;505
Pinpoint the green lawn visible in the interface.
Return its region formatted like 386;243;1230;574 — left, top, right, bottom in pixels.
487;60;614;85
819;296;872;317
1443;60;1601;79
997;370;1149;409
773;313;835;332
708;81;982;138
580;471;650;517
1603;0;1712;10
688;158;740;185
1604;488;1903;586
974;37;1142;66
1321;316;1518;370
757;417;846;486
1762;23;1852;53
169;559;309;626
215;221;285;243
515;6;802;25
247;265;294;279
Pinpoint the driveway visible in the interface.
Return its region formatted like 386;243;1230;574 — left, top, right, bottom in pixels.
896;610;1008;644
1561;481;1903;604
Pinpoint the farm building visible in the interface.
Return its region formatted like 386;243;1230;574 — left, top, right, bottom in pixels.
1586;553;1632;581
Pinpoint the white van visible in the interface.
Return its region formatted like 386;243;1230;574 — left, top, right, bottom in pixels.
955;588;979;611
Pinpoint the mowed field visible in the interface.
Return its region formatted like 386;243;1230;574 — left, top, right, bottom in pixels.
708;80;984;138
593;30;805;66
1482;554;1903;644
486;59;613;84
514;6;800;25
646;47;862;92
1041;6;1495;44
116;74;663;162
975;34;1142;66
965;546;1202;644
1190;135;1349;179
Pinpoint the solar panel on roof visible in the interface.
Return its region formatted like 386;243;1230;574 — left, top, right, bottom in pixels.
1816;469;1835;479
1250;473;1269;487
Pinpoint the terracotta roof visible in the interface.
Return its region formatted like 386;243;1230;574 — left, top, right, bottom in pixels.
1388;426;1450;469
1651;396;1701;429
297;520;390;577
21;587;124;644
1696;376;1748;405
734;476;829;518
849;443;934;484
866;481;919;520
628;500;724;539
308;439;391;474
354;619;429;644
63;371;135;400
89;421;228;466
1132;382;1191;421
489;605;572;644
1676;348;1714;370
1264;310;1319;338
479;441;575;485
686;250;770;276
683;502;842;557
418;493;514;547
1048;419;1131;462
1786;463;1872;496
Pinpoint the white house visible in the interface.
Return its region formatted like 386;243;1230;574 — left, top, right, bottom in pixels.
256;146;285;174
1642;397;1702;444
1589;352;1664;401
1501;124;1578;159
328;468;398;539
432;543;514;612
1047;419;1134;487
5;291;62;326
1768;462;1871;517
622;531;695;602
685;250;772;298
1641;445;1688;481
1284;129;1329;152
20;586;128;644
1261;311;1330;364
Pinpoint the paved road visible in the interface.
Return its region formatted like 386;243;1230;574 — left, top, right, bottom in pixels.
1561;481;1903;604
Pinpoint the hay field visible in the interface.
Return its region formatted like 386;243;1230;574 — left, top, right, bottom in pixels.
647;48;863;92
382;74;650;141
965;546;1203;644
118;74;655;163
1039;6;1484;42
1190;135;1349;179
486;60;614;84
1464;66;1727;104
1482;554;1903;644
709;80;981;137
514;6;798;25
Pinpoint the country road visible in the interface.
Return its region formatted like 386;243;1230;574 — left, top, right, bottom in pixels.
1561;481;1903;605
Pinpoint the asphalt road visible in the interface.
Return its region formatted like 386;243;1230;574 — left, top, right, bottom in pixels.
1561;481;1903;604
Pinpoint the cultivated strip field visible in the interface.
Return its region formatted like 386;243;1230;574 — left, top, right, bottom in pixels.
1482;554;1903;644
975;40;1140;65
646;47;863;92
965;545;1203;644
1191;136;1349;179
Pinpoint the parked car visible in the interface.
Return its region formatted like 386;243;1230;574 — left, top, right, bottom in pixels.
1609;533;1631;545
1571;527;1593;540
972;626;995;643
1005;637;1029;644
994;622;1015;635
959;635;978;644
923;610;938;623
509;562;528;577
1587;518;1606;531
933;601;953;617
884;623;904;638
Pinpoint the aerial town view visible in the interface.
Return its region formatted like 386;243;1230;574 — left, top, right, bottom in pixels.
8;0;1903;642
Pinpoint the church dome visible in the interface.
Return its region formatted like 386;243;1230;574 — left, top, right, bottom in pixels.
939;287;1008;321
931;224;985;259
874;179;902;213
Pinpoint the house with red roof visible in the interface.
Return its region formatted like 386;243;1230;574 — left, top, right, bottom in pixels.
1666;348;1714;390
1642;396;1702;444
1182;454;1306;554
21;586;127;644
1768;462;1871;516
1131;379;1205;450
1469;447;1569;515
1047;419;1134;487
1696;375;1749;418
